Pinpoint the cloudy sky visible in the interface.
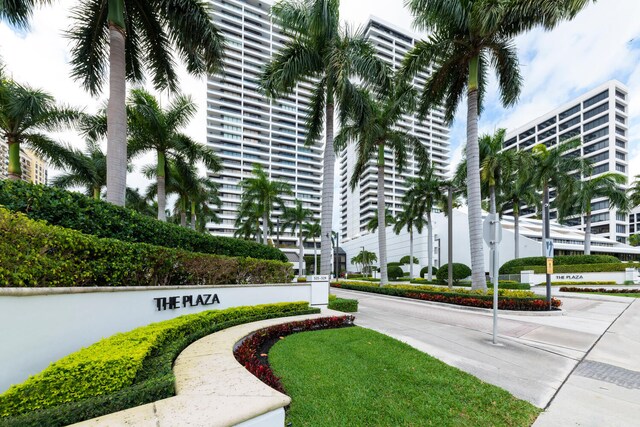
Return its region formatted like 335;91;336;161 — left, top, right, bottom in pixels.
2;0;640;192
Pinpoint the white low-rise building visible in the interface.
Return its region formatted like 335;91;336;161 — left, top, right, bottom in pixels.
340;208;640;275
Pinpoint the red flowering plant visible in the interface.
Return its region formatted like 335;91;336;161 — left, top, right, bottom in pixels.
233;316;355;392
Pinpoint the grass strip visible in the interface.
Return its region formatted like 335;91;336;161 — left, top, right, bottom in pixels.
270;327;540;426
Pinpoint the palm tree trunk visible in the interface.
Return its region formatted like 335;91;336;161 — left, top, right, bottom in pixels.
7;137;21;180
427;211;433;281
313;238;318;275
409;228;414;280
320;103;335;275
156;151;166;221
105;19;127;207
466;56;486;291
584;211;592;255
93;187;101;200
262;210;268;246
489;185;496;215
255;219;261;243
180;199;187;227
298;224;304;276
377;145;388;286
190;201;196;229
514;205;520;259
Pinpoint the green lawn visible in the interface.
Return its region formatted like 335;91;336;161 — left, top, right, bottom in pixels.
269;327;539;427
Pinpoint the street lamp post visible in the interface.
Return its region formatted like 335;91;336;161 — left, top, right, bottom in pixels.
448;185;453;289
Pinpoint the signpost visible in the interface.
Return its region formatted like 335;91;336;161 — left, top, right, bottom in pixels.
545;238;554;310
483;214;502;345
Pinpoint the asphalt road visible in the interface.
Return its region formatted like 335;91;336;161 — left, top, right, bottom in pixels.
332;288;631;408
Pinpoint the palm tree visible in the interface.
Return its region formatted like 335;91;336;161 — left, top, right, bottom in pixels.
366;209;396;232
144;158;197;226
125;187;156;217
188;177;221;232
234;201;264;243
261;0;390;277
240;164;292;245
629;175;640;208
335;80;429;286
302;220;321;275
0;0;50;28
393;201;427;280
0;76;80;180
558;172;628;255
496;161;539;259
530;139;592;252
67;0;224;207
456;128;520;269
50;140;112;199
405;166;445;282
127;89;220;221
351;249;377;277
282;200;312;276
401;0;592;289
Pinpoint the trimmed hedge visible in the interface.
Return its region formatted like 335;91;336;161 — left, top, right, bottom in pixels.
0;180;286;262
0;208;291;287
500;255;621;274
455;282;531;290
331;281;560;311
435;263;471;284
420;266;437;278
0;302;318;426
399;255;419;265
410;278;438;285
388;265;404;280
328;295;359;312
515;263;640;275
538;281;617;286
559;287;640;294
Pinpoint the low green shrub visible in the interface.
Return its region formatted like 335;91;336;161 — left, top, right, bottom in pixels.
537;281;617;286
0;302;317;425
328;295;358;312
435;263;471;284
296;277;307;283
420;266;437;278
0;208;291;287
455;282;531;290
559;287;640;294
410;278;438;285
514;263;640;274
499;255;621;274
0;180;286;262
388;265;404;280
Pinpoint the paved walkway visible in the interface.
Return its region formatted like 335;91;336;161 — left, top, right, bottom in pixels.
332;288;634;413
534;299;640;426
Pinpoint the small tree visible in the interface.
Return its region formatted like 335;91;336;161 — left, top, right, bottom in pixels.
351;249;377;277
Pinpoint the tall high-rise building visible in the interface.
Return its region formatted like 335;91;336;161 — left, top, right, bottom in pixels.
338;17;450;242
0;146;47;184
206;0;322;250
503;80;629;244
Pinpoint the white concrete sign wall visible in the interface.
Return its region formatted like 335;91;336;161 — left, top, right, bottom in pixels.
520;269;638;285
0;281;328;393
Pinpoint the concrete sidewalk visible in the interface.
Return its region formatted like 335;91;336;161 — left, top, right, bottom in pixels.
534;299;640;427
